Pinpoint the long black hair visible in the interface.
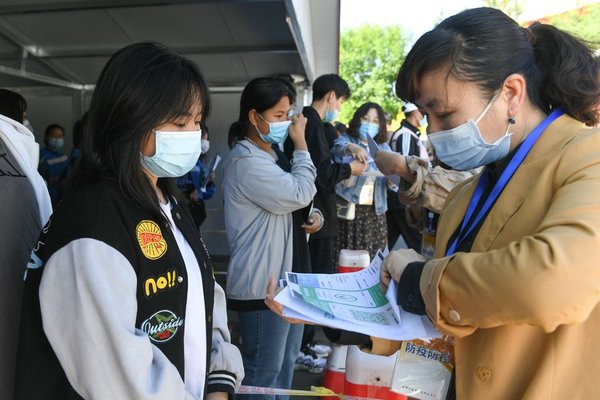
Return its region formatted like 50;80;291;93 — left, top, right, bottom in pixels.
395;7;600;126
347;102;388;144
72;42;210;221
228;77;296;148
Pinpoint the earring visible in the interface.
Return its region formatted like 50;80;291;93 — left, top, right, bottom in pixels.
508;113;516;125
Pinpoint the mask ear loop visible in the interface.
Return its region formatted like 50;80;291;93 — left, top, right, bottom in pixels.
254;111;269;136
326;93;334;115
475;91;500;125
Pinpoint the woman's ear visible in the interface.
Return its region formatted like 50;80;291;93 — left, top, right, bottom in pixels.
502;73;527;117
326;90;336;104
248;109;259;127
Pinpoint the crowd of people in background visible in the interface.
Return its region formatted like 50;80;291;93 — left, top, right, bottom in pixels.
6;68;440;398
1;6;599;400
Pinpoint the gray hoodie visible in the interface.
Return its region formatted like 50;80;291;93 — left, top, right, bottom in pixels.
222;140;317;300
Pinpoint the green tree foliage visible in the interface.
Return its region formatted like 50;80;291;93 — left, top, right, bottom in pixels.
544;3;600;48
483;0;523;20
338;25;406;123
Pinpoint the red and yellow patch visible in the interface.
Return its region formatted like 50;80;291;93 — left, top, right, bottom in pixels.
136;220;167;260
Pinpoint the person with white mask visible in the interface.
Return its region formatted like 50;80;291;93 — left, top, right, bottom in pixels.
377;7;600;400
266;7;600;400
15;42;243;400
223;76;317;399
331;102;391;263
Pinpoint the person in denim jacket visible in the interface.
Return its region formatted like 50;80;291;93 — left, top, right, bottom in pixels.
331;102;390;261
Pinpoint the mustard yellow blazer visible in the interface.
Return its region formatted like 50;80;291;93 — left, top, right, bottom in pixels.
378;115;600;399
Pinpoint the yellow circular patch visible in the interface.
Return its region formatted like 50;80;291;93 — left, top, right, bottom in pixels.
136;220;167;260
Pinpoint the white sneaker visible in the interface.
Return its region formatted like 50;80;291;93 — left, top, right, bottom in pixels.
309;343;332;357
308;356;327;374
295;351;310;371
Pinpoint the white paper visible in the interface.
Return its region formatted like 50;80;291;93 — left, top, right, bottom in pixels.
386;280;440;339
360;169;384;177
201;153;221;191
366;134;380;159
209;153;222;172
278;287;402;340
285;262;400;329
367;134;402;187
277;250;440;341
342;155;375;165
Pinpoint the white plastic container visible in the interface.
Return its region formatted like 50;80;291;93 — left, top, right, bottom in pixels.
344;345;406;400
338;249;370;273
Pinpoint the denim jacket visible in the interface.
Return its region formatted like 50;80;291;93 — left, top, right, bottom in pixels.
331;134;388;215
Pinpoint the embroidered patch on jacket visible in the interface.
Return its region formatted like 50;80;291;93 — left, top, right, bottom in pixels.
141;309;184;343
144;269;178;298
136;220;167;260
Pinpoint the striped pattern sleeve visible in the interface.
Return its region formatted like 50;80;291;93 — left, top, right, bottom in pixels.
207;370;237;396
209;281;244;398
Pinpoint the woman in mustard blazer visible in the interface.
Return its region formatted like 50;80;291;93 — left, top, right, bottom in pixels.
380;7;600;400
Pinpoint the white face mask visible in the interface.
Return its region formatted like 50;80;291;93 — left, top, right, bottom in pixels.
428;94;512;170
141;129;202;178
201;139;210;154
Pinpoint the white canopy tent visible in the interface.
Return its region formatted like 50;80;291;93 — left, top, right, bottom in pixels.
0;0;341;256
0;0;339;89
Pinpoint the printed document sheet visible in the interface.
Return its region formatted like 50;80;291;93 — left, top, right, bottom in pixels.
276;250;439;341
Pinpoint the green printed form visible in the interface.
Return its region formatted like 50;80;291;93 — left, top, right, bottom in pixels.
277;250;441;340
286;262;399;326
298;284;389;312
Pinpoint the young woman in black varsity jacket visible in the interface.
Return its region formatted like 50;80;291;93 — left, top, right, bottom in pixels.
15;42;243;400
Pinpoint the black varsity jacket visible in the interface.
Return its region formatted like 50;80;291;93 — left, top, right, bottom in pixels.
14;178;240;399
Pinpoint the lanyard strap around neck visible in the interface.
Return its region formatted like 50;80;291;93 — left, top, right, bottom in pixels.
445;108;565;256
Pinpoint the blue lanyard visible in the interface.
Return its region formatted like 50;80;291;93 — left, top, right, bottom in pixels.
445;108;565;256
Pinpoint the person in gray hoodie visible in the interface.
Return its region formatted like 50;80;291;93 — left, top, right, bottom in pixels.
222;77;317;399
0;89;52;400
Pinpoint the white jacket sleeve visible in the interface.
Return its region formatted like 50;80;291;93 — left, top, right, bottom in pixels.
0;115;52;224
40;238;197;400
208;282;244;395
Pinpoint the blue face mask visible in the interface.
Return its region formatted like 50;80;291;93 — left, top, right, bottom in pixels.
323;95;339;123
141;129;202;178
359;122;379;139
48;138;64;150
428;94;513;170
256;113;292;144
323;108;338;123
